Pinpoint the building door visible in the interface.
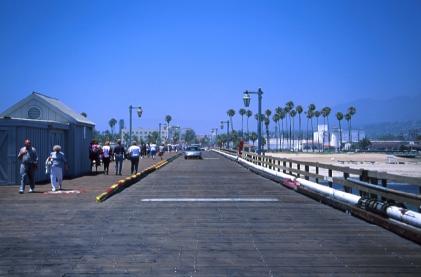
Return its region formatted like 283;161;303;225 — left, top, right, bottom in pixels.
0;130;8;184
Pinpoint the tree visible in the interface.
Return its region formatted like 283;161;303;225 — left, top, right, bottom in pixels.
295;105;303;151
118;119;125;136
347;106;357;145
183;129;197;144
81;112;87;118
307;104;316;151
272;113;280;151
264;116;270;151
246;110;252;135
165;115;172;140
358;137;371;150
290;110;297;151
147;131;159;144
276;107;286;151
108;118;117;138
321;107;332;150
227;109;235;133
285;101;294;148
314;111;321;152
345;113;352;145
250;132;258;146
239;108;246;136
336;112;344;151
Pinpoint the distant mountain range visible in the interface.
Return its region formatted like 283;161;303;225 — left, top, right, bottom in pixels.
333;93;421;126
331;94;421;138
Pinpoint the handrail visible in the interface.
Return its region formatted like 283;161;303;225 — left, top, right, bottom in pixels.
220;149;421;210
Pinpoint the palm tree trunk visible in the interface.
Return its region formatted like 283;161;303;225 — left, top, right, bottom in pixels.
241;115;244;137
317;117;320;152
306;119;309;152
338;120;342;151
289;116;292;150
327;116;330;149
292;118;295;151
246;117;249;135
298;115;302;152
311;118;314;152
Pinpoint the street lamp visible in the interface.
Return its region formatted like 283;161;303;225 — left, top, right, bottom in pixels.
220;120;230;148
243;88;263;154
129;105;143;145
211;128;218;146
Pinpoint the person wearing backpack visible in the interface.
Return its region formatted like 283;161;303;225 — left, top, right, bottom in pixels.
128;141;141;174
102;141;112;175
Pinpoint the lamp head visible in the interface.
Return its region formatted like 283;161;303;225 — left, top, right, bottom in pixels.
243;91;251;107
136;107;143;118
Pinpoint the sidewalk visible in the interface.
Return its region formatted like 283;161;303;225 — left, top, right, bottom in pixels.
0;152;178;204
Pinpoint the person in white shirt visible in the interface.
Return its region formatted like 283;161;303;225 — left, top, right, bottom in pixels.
128;141;141;174
102;141;112;175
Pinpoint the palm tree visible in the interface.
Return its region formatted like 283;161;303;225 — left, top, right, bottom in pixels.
239;108;246;136
275;107;283;150
295;105;303;151
336;112;344;151
345;113;352;146
272;113;280;151
321;107;332;150
227;109;235;133
264;116;270;151
165;115;172;126
250;132;258;146
246;110;252;135
290;110;297;151
314;111;321;152
285;101;294;148
307;104;316;151
81;112;87;118
109;118;117;137
347;106;357;145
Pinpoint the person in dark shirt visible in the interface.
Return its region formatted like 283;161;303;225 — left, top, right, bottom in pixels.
113;139;125;175
17;139;38;194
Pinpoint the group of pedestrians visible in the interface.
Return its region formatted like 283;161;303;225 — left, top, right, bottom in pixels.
18;139;67;194
18;138;168;194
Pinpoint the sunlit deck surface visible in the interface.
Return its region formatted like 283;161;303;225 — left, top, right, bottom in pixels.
1;151;420;276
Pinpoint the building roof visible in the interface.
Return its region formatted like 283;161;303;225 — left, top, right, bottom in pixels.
0;92;95;126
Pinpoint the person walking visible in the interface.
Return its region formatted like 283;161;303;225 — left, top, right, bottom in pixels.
141;143;147;159
17;139;38;194
47;145;68;192
128;141;141;174
150;144;157;160
113;139;125;175
102;141;112;175
158;144;165;160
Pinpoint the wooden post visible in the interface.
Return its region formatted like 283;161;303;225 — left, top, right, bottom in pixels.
360;170;369;198
328;169;333;188
315;166;319;183
343;172;350;193
381;179;387;202
283;161;286;174
278;160;280;172
289;161;292;175
305;165;309;181
297;164;301;178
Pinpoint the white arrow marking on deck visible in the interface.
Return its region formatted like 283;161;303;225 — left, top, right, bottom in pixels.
141;198;279;202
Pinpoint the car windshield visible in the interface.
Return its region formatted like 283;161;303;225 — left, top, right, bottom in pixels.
186;146;200;151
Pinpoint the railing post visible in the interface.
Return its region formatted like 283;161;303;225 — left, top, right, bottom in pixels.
328;169;333;188
381;179;387;202
297;164;300;178
360;170;369;198
344;172;350;193
305;165;309;181
370;177;378;200
289;161;292;175
283;160;286;174
315;166;319;183
277;160;280;172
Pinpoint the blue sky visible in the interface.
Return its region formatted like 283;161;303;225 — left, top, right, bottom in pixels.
1;0;420;134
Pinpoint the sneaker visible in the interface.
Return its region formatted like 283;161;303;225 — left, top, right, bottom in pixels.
29;189;34;193
52;188;56;192
19;190;24;194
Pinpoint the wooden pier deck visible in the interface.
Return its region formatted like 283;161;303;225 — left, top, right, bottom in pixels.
0;151;420;276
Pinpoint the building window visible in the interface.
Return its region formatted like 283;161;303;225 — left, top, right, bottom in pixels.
27;107;41;119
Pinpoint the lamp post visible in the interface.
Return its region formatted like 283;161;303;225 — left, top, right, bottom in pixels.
211;128;218;146
220;120;229;148
243;88;263;154
129;105;143;145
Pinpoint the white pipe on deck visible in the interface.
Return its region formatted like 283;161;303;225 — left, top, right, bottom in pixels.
213;150;421;229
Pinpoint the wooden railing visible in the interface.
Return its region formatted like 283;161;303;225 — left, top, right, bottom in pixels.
231;150;421;211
